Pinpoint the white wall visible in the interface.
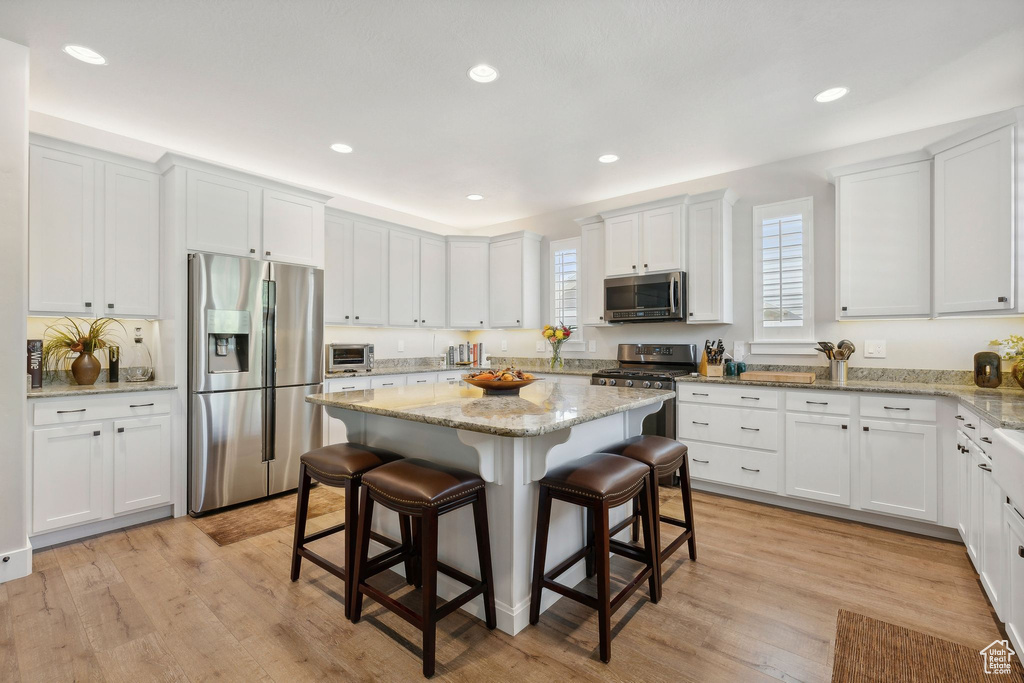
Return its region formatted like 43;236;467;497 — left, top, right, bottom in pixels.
467;109;1024;371
325;325;475;361
0;38;30;583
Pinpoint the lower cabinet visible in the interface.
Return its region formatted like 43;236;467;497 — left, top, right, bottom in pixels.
1006;506;1024;652
113;416;172;514
980;459;1007;616
858;420;937;521
33;422;105;533
785;413;851;506
968;444;985;563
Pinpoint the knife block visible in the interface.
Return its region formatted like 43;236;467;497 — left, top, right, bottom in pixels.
699;352;724;378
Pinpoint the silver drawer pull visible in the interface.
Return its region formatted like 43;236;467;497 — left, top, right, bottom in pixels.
981;437;992;444
740;396;760;400
692;458;710;464
56;408;87;414
978;463;992;472
692;392;708;396
342;386;356;390
129;403;154;408
883;406;910;411
381;383;394;386
741;466;760;473
740;426;760;432
692;421;709;426
806;401;828;405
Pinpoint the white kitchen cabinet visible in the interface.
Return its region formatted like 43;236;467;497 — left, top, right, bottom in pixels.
104;163;161;317
186;168;262;257
958;435;971;542
489;233;541;329
448;239;489;329
389;230;420;327
113;415;172;514
579;219;607;325
836;161;931;318
371;375;408;389
858;420;937;521
351;221;389;325
324;216;354;324
687;190;735;324
641;205;683;274
409;373;439;385
32;422;105;533
419;238;447;328
968;443;985;563
1005;505;1024;652
28;146;96;315
934;125;1015;314
603;213;640;277
785;413;851;506
262;189;324;267
980;457;1007;616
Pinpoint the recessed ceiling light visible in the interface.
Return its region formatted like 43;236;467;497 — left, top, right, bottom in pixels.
598;154;619;164
466;194;484;201
814;87;849;103
467;64;499;83
62;44;106;65
329;143;353;154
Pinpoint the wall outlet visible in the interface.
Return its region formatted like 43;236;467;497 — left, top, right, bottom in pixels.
863;340;886;358
501;339;508;352
536;341;544;353
589;340;597;353
397;340;405;353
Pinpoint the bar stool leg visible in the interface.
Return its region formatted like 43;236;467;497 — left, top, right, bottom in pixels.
638;479;660;603
420;509;439;678
630;495;640;543
341;479;360;618
529;486;553;625
472;491;497;629
411;517;423;589
585;507;596;578
678;461;696;561
594;501;612;663
350;491;375;623
290;464;312;582
400;514;415;585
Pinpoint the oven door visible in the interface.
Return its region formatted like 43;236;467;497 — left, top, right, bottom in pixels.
604;272;685;322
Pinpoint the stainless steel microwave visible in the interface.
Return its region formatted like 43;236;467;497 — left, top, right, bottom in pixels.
604;271;686;322
326;343;374;372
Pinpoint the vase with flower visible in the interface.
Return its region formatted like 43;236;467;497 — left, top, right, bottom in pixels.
542;322;574;370
989;335;1024;389
42;317;124;386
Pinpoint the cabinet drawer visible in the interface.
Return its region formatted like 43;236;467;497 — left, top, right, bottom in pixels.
678;404;778;451
786;390;851;415
957;404;982;437
437;372;464;383
860;395;936;422
371;375;407;389
688;443;778;493
325;377;371;392
34;392;172;426
409;373;439;385
679;384;778;409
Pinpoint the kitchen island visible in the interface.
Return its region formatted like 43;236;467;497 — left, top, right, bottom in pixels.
306;380;674;635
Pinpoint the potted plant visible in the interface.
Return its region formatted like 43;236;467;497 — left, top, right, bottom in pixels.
42;317;124;386
989;334;1024;389
542;322;575;370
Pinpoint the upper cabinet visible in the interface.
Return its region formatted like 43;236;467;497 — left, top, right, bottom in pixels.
185;169;261;258
449;238;489;329
488;233;542;329
418;237;447;329
686;190;736;324
388;230;420;328
29;142;160;318
602;199;683;277
323;216;354;324
933;125;1015;315
641;205;683;274
835;159;932;318
604;213;640;277
262;189;324;267
578;218;607;325
351;222;389;325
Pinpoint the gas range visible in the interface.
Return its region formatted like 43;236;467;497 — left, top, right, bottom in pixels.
590;343;699;389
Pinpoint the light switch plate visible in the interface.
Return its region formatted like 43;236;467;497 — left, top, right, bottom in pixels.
397;340;405;353
864;340;886;358
501;339;508;352
589;340;597;352
536;341;545;353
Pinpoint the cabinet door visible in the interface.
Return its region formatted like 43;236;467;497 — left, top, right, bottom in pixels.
262;189;324;266
388;231;420;327
351;222;389;325
113;415;171;514
419;238;447;328
641;205;682;273
581;223;607;325
1006;508;1024;653
687;199;722;323
28;146;96;314
371;375;407;389
32;422;104;533
489;239;524;327
967;445;984;564
859;420;937;521
934;126;1015;314
323;217;353;324
958;439;970;542
838;162;931;318
104;163;160;317
448;241;489;328
981;466;1007;616
604;214;639;277
785;414;851;505
186;169;261;257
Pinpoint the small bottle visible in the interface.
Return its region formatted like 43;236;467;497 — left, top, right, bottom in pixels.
108;346;120;382
124;327;154;382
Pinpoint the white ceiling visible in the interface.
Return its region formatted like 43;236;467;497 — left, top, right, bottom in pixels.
2;0;1023;229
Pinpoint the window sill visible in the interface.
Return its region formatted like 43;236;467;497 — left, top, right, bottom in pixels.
749;340;819;356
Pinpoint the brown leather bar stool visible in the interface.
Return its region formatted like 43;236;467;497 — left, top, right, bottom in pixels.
529;453;658;663
598;435;696;601
351;458;496;678
290;443;410;620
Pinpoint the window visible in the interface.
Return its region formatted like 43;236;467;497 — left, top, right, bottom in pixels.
752;197;814;352
550;237;584;351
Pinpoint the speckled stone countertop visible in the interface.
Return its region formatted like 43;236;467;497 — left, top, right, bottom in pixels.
325;364;600;379
307;381;673;437
27;380;178;398
675;375;1024;429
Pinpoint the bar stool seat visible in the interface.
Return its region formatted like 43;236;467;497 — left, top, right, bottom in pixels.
361;458;484;507
605;436;687;475
539;452;652;500
300;443;404;484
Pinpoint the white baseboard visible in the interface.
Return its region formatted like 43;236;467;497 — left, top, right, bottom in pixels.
30;505;174;550
0;544;32;584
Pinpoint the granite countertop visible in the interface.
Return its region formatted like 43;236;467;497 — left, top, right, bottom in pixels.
674;375;1024;430
325;365;598;379
27;380;178;398
307;380;674;437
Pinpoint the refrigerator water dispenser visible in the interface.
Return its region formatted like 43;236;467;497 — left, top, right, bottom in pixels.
206;309;250;373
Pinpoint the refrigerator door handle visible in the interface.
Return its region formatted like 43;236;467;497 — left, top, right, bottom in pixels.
262;278;277;462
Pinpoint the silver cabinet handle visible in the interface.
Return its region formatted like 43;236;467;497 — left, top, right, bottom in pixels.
741;466;760;472
978;463;992;472
341;385;356;390
806;400;828;405
740;396;760;401
692;421;709;426
883;406;910;411
740;426;760;431
692;392;708;396
57;408;87;414
692;458;709;464
129;403;154;408
981;437;992;444
381;383;394;386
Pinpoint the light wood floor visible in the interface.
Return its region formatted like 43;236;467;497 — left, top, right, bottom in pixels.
0;489;1002;682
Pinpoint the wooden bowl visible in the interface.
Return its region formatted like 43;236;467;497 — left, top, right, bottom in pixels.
462;376;538;395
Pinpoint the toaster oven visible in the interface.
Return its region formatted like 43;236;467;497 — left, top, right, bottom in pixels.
326;343;374;372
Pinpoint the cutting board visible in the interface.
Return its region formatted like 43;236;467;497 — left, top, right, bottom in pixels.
740;370;815;384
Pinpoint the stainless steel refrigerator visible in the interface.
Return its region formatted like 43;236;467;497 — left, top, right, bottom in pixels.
188;252;323;515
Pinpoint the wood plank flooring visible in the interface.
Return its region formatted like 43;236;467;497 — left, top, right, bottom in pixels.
1;489;1003;682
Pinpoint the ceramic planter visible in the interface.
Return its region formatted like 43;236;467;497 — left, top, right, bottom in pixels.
71;351;101;386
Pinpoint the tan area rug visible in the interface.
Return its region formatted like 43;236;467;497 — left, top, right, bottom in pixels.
832;609;1023;682
191;486;345;546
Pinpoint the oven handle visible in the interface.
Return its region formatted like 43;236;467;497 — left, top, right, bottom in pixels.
670;275;679;314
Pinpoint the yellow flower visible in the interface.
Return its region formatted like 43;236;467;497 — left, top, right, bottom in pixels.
544;324;553;331
555;330;564;340
543;329;554;338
